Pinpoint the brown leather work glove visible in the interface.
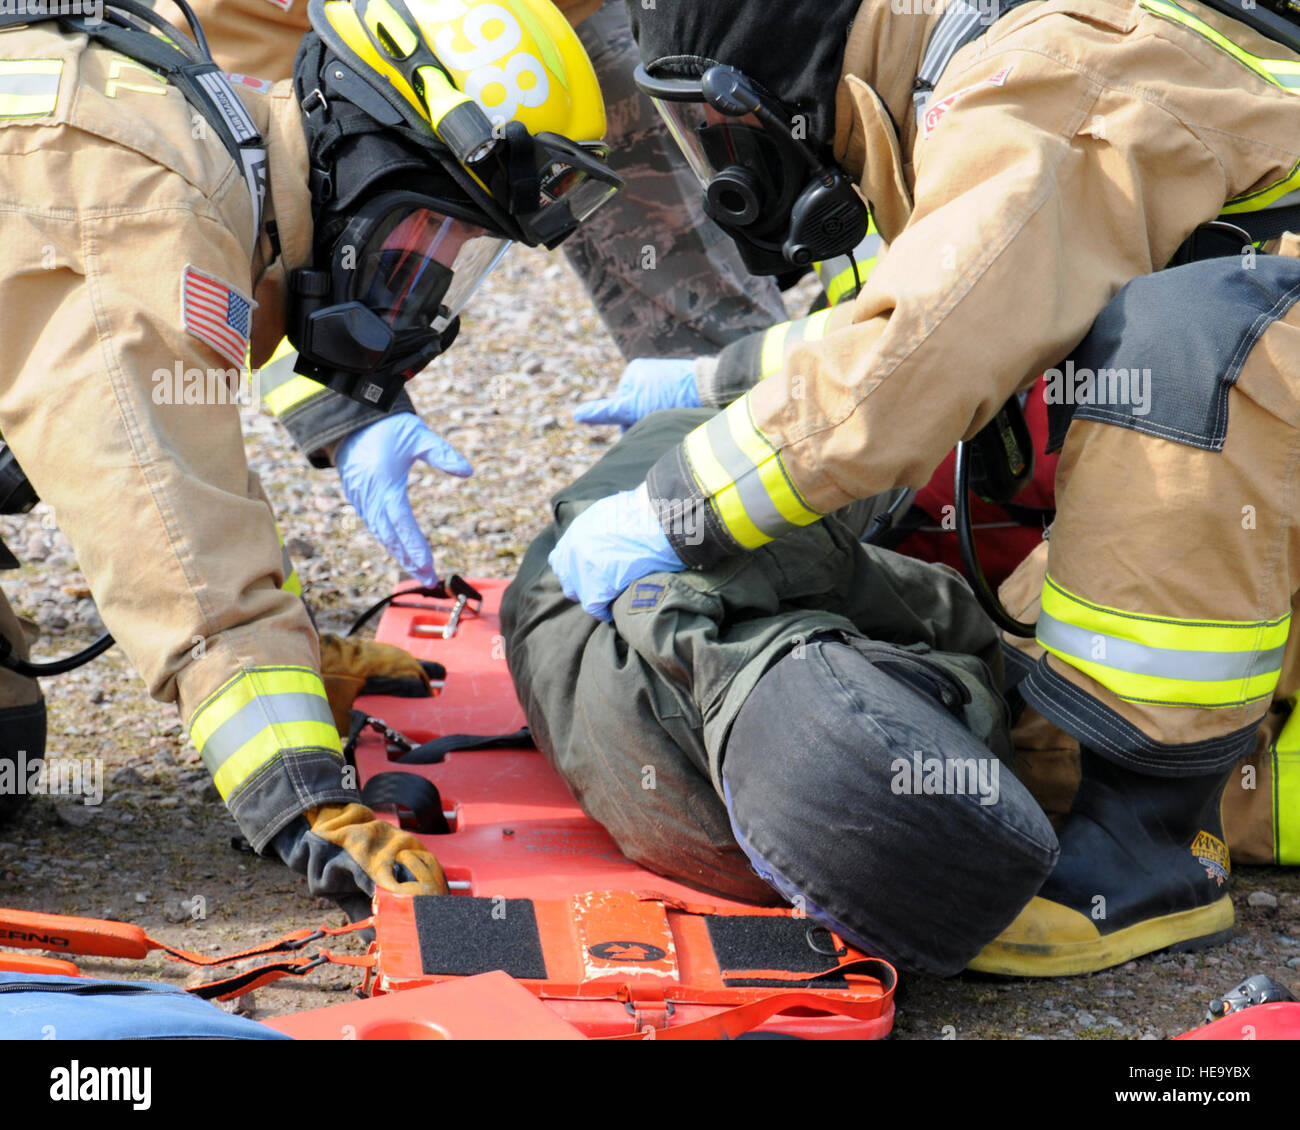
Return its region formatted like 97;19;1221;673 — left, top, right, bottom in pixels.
304;802;448;896
318;633;432;733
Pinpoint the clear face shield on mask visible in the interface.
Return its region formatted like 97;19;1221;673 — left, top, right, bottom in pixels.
290;190;510;410
289;138;619;410
634;64;869;277
350;199;510;340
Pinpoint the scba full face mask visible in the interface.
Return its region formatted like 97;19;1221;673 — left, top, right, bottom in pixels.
289;0;621;409
635;64;869;277
627;0;865;277
291;191;510;408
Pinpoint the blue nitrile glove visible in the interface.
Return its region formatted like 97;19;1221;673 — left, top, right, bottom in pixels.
335;413;472;586
574;357;701;428
547;485;685;621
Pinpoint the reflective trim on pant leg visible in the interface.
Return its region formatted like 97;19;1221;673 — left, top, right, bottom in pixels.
189;666;341;800
1271;703;1300;864
1038;574;1288;708
1020;653;1260;775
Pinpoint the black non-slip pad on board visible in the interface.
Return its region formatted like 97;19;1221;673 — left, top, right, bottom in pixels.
413;896;548;980
705;915;848;987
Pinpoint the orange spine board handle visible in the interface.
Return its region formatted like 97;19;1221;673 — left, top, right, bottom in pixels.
0;953;82;977
0;908;154;959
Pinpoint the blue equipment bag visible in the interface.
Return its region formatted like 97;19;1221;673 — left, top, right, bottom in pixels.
0;972;289;1040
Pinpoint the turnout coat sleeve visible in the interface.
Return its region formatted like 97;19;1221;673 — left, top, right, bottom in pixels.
647;0;1300;567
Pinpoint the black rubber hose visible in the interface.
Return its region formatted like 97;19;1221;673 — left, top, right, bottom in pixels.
954;441;1036;639
0;631;116;678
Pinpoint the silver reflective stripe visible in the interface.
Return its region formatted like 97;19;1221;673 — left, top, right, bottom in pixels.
1259;187;1300;211
196;69;258;143
200;692;336;776
0;73;59;98
913;0;987;125
702;411;798;540
1038;611;1287;683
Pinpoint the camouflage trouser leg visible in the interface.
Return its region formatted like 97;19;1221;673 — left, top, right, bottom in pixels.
565;0;787;360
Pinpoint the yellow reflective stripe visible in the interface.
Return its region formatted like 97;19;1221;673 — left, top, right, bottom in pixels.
0;60;62;118
263;373;327;416
189;666;330;752
1042;647;1279;707
1223;159;1300;215
211;720;340;799
759;321;793;379
268;336;297;365
759;309;835;382
799;308;835;345
1140;0;1300;212
820;261;864;306
683;401;822;550
276;527;302;597
1039;575;1288;707
1041;577;1290;654
1273;704;1300;864
684;421;770;550
1140;0;1300;85
1275;745;1300;863
722;398;821;529
814;222;882;304
188;667;340;799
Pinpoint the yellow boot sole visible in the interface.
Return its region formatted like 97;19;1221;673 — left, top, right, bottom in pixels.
966;893;1234;977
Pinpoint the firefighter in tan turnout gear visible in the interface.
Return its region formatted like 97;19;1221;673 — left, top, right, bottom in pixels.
155;0;786;591
0;0;617;912
549;0;1300;975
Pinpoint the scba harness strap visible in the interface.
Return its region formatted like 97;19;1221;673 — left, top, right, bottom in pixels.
0;0;267;230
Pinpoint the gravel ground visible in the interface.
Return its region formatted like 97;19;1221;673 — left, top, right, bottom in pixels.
1;246;1297;1039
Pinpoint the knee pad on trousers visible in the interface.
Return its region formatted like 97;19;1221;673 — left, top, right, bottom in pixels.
721;638;1059;976
0;696;46;825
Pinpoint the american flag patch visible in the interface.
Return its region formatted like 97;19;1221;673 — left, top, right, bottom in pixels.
182;265;252;368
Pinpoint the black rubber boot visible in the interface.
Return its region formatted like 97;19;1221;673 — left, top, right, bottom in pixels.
0;697;45;826
969;748;1234;976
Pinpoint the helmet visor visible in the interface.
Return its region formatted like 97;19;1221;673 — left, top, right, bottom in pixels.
349;194;511;336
